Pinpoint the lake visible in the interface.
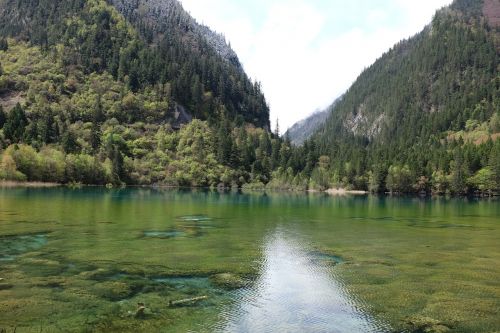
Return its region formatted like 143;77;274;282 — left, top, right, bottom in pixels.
0;188;499;332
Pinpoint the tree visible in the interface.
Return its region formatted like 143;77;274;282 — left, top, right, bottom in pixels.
89;96;104;153
386;165;412;193
111;144;124;183
368;165;386;193
490;112;500;133
93;95;106;123
468;168;495;194
489;141;500;190
431;170;449;194
310;156;331;190
414;176;430;194
90;122;101;153
128;62;141;92
62;128;80;154
449;149;469;194
104;134;127;184
6;144;40;181
3;103;27;143
0;38;8;51
0;105;6;128
0;153;26;181
216;119;233;166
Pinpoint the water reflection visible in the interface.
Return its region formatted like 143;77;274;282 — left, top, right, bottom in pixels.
216;229;391;333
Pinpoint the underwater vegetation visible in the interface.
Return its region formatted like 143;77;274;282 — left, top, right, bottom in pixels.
0;233;48;261
0;189;498;332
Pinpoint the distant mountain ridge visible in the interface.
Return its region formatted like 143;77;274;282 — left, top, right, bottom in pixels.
285;99;339;146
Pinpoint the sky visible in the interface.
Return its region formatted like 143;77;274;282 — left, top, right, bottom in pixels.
179;0;453;132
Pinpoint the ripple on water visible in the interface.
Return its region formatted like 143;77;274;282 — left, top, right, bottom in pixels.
142;227;206;238
213;232;392;333
143;216;215;239
143;230;187;239
0;234;48;262
407;221;477;229
177;215;213;222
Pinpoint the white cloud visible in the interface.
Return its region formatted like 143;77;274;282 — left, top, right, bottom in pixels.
180;0;453;133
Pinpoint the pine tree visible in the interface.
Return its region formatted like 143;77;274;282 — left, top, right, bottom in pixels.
62;128;79;154
111;145;124;184
489;141;500;190
0;105;6;128
0;38;8;51
3;103;27;143
89;96;104;153
90;122;101;153
450;149;468;194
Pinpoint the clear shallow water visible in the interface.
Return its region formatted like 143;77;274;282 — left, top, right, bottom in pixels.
216;230;390;333
0;188;499;332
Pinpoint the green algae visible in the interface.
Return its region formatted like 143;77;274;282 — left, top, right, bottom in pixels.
0;233;48;261
0;189;498;332
404;316;452;333
209;273;247;290
142;230;188;239
308;250;345;265
177;215;213;222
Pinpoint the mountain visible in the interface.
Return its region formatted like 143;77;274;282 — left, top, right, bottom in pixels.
0;0;498;194
0;0;277;186
285;110;330;146
0;0;269;127
110;0;242;69
285;99;340;146
303;0;499;194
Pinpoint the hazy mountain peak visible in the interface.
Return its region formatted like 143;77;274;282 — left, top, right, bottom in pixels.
110;0;242;68
285;99;340;146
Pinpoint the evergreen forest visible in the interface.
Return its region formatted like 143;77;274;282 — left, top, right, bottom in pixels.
0;0;498;195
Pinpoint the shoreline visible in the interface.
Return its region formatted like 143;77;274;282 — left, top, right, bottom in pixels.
0;181;61;188
324;188;368;195
0;181;496;197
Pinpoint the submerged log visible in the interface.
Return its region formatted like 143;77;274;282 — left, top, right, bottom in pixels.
169;296;208;307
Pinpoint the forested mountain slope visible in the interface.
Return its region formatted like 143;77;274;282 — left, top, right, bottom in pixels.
0;0;277;186
0;0;269;126
304;0;500;194
110;0;242;68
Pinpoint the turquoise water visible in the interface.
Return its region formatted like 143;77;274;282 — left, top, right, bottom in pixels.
0;188;499;332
